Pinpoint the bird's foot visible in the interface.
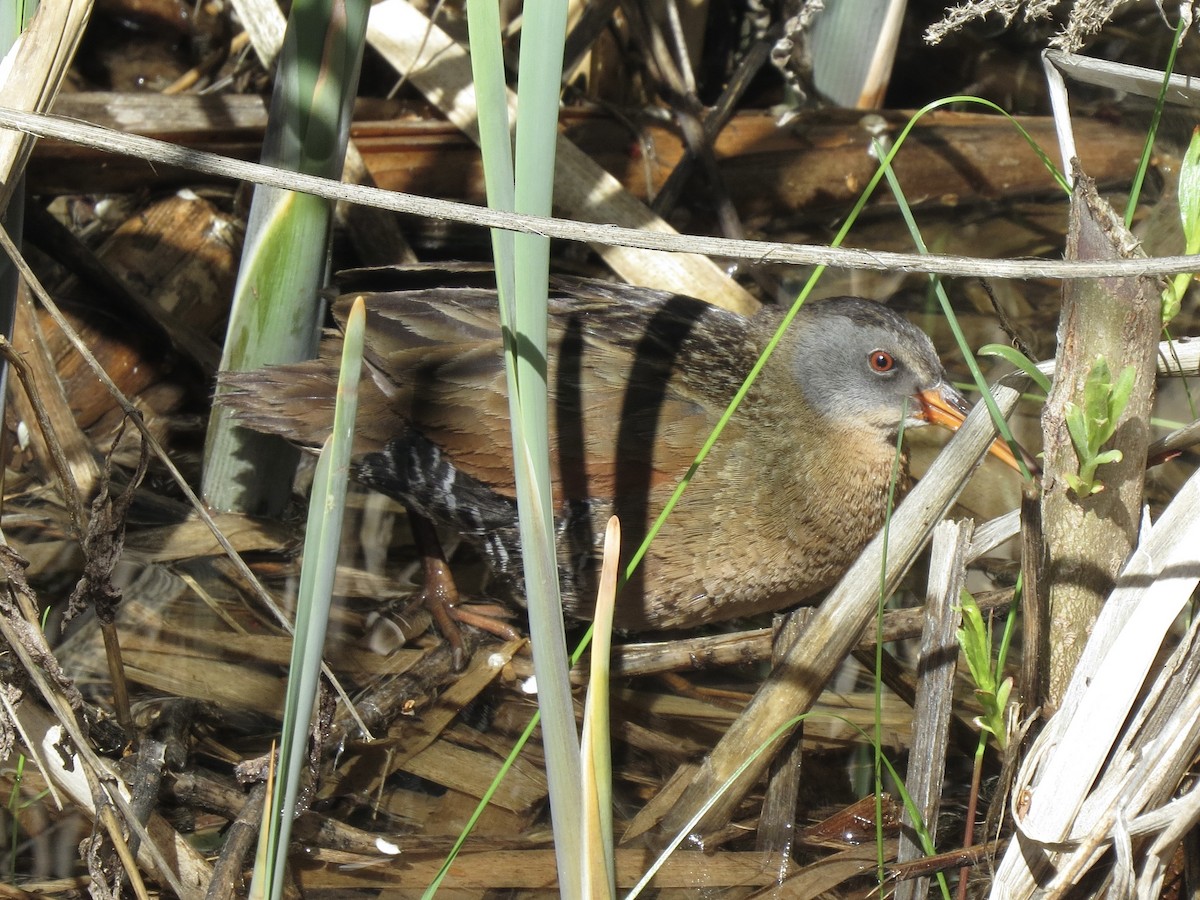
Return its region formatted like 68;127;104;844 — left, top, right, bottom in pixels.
418;558;521;670
446;602;522;643
418;555;469;670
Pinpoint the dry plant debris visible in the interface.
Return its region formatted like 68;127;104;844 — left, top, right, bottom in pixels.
3;0;1200;897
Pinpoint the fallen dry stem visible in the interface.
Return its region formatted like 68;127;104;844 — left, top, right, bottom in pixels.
0;105;1198;280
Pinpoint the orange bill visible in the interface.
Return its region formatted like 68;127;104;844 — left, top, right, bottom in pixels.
917;385;1025;474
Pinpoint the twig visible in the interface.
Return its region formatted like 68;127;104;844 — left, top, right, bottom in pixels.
0;335;86;536
1;105;1199;279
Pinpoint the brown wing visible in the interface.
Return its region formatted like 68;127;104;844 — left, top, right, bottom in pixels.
216;291;504;460
330;282;756;506
222;280;757;509
217;351;404;458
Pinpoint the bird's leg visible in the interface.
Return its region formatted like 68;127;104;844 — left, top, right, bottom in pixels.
408;512;468;669
408;512;522;671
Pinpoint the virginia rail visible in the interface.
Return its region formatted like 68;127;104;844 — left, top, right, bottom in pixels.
221;276;1019;641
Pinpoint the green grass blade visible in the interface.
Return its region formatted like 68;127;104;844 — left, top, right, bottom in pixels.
872;136;1034;482
246;749;275;900
255;298;364;900
203;0;369;515
0;0;35;514
203;197;326;515
464;2;582;895
581;517;619;898
1124;15;1186;228
978;343;1053;395
465;0;516;315
507;8;583;894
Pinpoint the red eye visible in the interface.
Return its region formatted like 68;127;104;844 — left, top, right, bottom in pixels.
869;350;895;372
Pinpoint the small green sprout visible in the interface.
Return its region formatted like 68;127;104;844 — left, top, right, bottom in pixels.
1063;358;1136;498
978;343;1052;395
1162;127;1200;325
957;590;1011;750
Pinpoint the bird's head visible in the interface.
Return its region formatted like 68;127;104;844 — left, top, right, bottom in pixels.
784;296;1021;470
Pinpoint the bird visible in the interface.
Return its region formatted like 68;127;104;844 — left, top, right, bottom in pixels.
219;273;1020;646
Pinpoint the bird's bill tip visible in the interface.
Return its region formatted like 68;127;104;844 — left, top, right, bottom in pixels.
916;387;1023;473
